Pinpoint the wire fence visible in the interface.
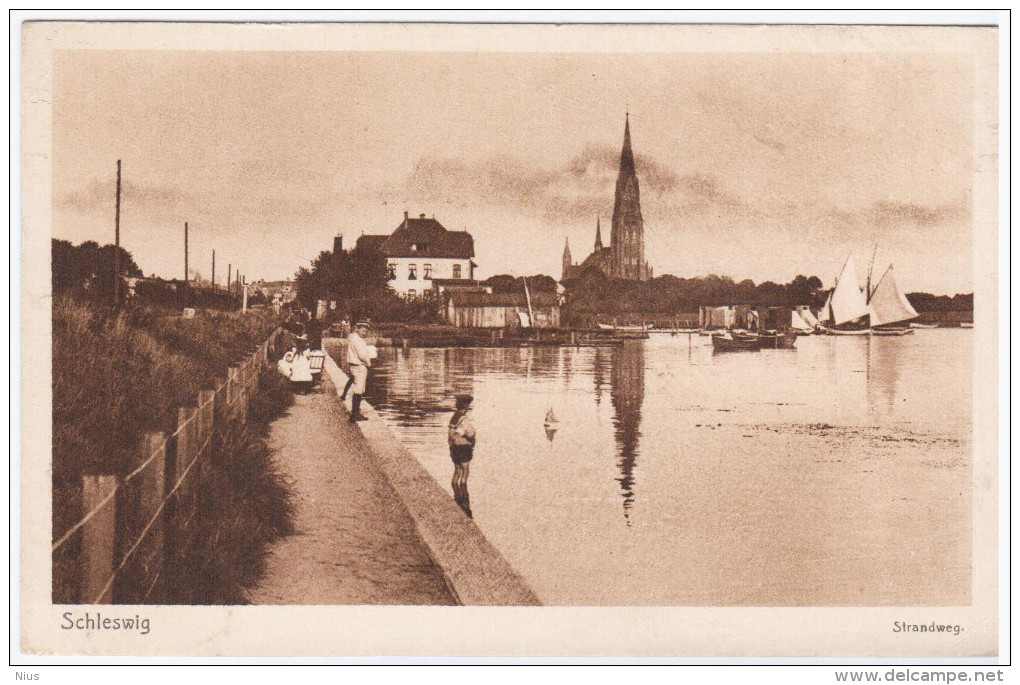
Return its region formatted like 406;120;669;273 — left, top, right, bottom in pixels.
52;329;282;604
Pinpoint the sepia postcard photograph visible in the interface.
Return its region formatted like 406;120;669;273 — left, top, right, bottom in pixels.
15;15;1004;662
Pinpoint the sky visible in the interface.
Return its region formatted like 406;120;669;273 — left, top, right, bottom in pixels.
52;49;976;294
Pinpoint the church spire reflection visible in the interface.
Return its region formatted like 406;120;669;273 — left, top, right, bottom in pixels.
610;341;645;521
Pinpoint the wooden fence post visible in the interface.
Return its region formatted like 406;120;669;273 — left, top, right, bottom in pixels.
138;432;167;603
226;367;238;418
175;407;197;524
239;362;250;423
198;390;215;443
81;475;117;604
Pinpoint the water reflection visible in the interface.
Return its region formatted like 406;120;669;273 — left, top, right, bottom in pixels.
867;336;904;416
358;332;971;606
610;341;645;519
368;347;476;425
593;347;607;407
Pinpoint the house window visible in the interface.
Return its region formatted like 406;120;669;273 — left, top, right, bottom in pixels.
408;264;417;280
452;264;461;279
387;263;396;280
407;289;416;299
423;264;433;279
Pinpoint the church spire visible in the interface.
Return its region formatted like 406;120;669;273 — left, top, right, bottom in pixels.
562;236;573;281
611;112;647;280
619;112;635;176
594;216;603;251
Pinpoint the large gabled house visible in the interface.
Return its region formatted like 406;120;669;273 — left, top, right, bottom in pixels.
367;212;476;298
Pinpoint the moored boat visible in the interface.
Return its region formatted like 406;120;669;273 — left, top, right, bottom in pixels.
758;330;798;348
909;322;938;329
819;325;871;336
867;263;919;333
817;255;871;334
960;322;974;329
711;332;761;352
598;322;648;333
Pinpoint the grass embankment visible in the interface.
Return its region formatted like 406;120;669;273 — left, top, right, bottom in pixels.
52;297;295;604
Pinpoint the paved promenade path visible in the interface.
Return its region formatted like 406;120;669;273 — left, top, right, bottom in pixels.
248;375;456;605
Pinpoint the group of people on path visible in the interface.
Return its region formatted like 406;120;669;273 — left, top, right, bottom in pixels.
340;321;478;518
279;313;479;519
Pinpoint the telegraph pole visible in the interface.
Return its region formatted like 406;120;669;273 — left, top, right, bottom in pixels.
184;222;189;282
114;159;122;305
211;250;216;291
227;264;232;295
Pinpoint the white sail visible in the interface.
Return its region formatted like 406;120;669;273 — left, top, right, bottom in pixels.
795;306;819;328
830;256;870;326
868;265;918;327
818;292;833;325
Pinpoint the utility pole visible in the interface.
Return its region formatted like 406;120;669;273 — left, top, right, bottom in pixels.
227;264;232;295
184;221;189;283
114;159;122;306
211;250;216;291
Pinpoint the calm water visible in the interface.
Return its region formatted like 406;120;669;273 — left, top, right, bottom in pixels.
364;330;972;606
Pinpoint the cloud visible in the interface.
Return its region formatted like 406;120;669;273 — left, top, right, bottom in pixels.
402;142;744;225
60;160;340;227
61;178;193;213
868;200;967;228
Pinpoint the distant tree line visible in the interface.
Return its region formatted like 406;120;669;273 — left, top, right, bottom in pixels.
905;292;973;313
560;269;826;323
483;274;559;294
53;239;244;311
291;239;974;325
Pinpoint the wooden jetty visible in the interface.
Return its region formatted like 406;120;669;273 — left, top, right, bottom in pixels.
374;325;645;349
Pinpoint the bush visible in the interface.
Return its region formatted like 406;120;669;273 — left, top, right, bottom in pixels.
52;298;293;604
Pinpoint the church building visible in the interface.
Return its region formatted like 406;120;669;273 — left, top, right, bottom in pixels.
562;114;652;282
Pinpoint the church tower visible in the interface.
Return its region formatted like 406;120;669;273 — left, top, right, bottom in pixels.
562;237;573;281
610;114;648;281
594;216;603;251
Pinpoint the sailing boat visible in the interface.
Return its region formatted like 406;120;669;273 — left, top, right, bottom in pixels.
818;255;871;335
544;407;559;427
791;306;819;335
867;264;919;334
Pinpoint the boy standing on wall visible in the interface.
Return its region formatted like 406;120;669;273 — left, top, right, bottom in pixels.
346;322;372;423
448;394;477;518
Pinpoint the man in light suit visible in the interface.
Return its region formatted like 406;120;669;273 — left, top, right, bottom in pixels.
345;322;373;423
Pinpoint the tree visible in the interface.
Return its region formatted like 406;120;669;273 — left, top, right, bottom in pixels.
484;274;559;294
293;240;445;323
52;238;143;303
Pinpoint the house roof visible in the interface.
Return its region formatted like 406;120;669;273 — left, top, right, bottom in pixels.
430;278;483;289
355;234;388;253
380;215;474;259
449;291;558;308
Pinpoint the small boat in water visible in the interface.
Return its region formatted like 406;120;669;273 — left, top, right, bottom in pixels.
819;325;871;336
909;322;938;329
711;332;761;352
817;255;871;334
871;328;914;336
758;330;798;349
867;263;919;333
960;322;974;329
598;322;648;333
544;407;559;427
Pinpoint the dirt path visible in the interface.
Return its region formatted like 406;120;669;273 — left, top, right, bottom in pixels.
248;375;456;605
